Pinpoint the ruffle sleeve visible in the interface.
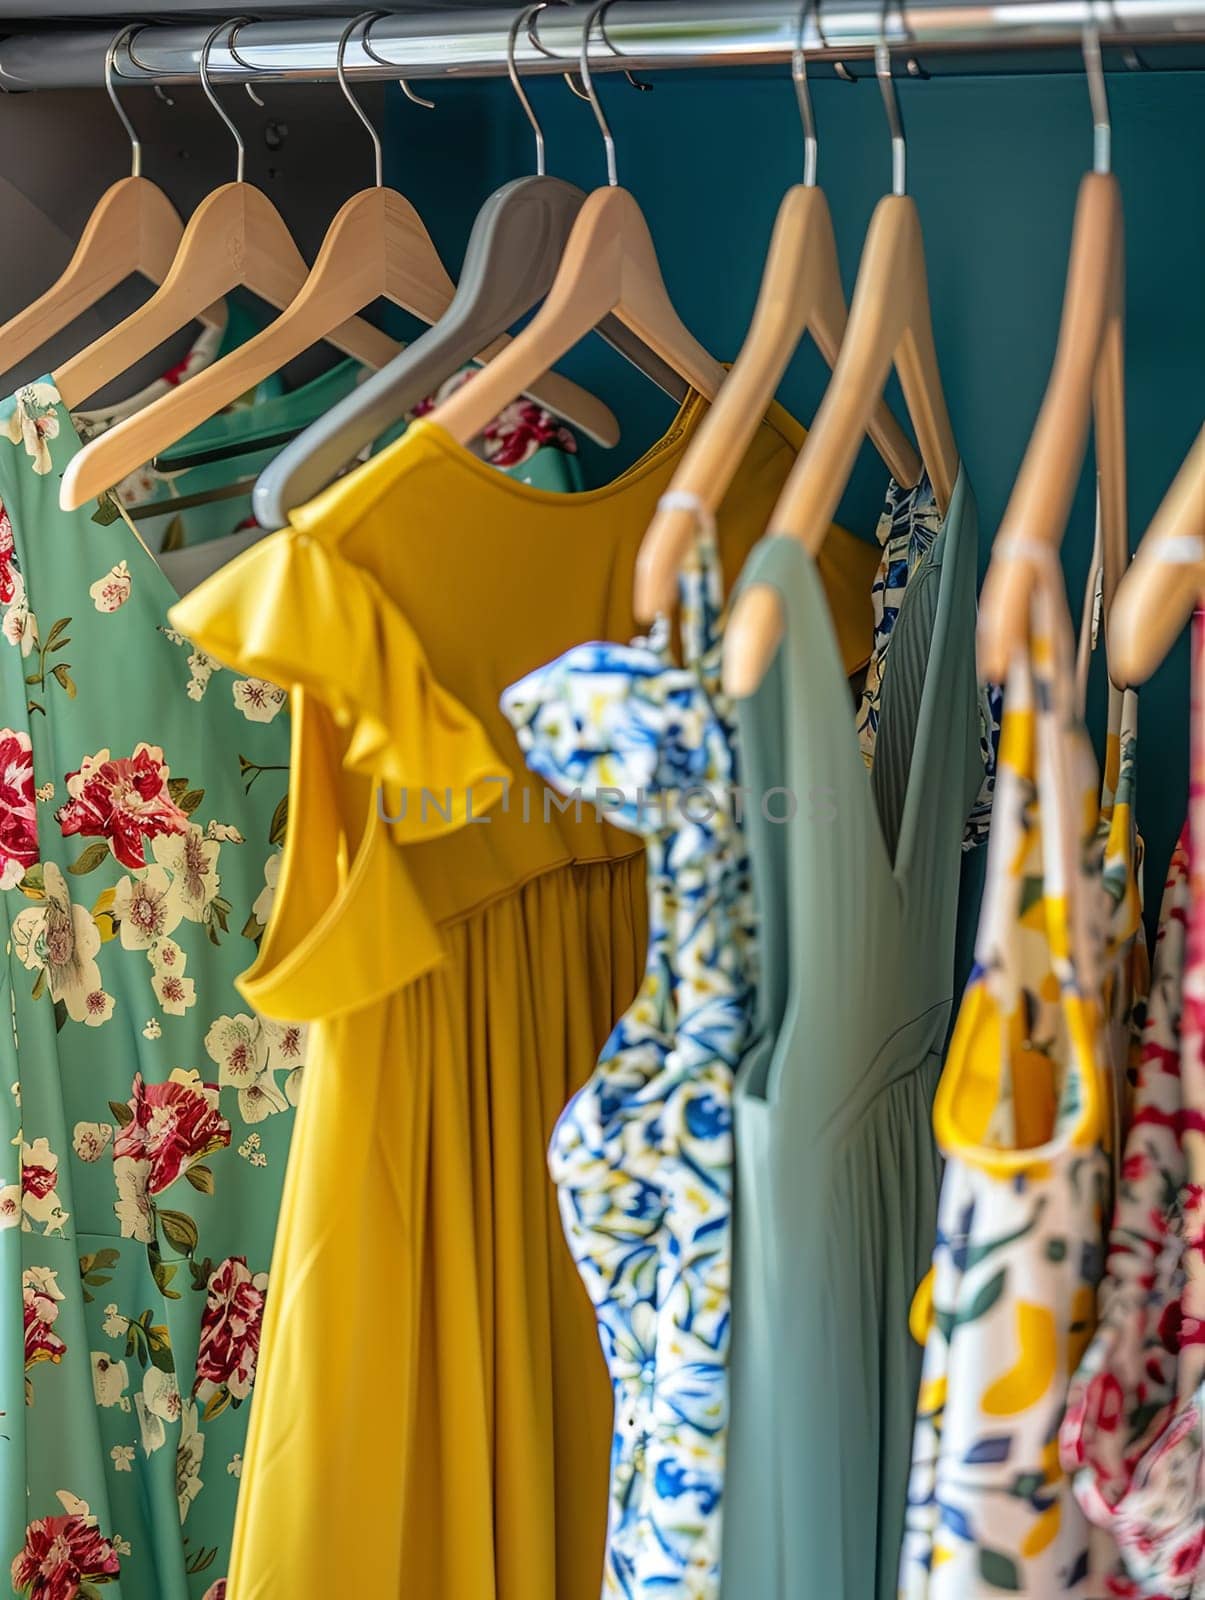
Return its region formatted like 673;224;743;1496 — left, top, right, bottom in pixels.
168;531;513;1020
168;527;512;841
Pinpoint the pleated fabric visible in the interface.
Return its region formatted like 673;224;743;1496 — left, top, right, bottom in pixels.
228;853;644;1598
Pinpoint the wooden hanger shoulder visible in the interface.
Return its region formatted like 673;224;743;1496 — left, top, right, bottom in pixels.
634;184;920;621
770;194;956;550
266;184;618;432
977;171;1125;682
722;191;958;699
429;185;724;450
54;181;390;413
0;176;224;377
1108;424;1205;686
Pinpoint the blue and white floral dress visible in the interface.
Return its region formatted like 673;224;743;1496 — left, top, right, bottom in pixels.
502;504;752;1600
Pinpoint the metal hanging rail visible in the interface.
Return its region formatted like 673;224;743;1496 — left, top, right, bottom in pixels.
0;1;1203;92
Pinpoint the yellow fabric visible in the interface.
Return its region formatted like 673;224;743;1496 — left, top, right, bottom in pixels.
169;393;879;1600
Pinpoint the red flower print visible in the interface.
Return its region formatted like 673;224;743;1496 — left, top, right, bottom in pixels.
23;1277;66;1371
201;1583;226;1600
0;728;37;891
194;1256;267;1407
21;1161;55;1202
1121;1148;1150;1183
1083;1370;1125;1434
112;1072;230;1195
11;1510;120;1599
159;349;199;388
0;502;16;605
483;397;578;470
1159;1298;1184;1352
1170;1527;1205;1577
56;744;188;870
409;368;577;467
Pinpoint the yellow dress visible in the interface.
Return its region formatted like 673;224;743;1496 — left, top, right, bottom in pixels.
168;394;880;1600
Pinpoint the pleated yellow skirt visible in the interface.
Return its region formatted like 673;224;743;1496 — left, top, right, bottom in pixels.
227;857;646;1599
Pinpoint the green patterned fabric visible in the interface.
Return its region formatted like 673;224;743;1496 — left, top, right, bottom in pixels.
0;346;582;1600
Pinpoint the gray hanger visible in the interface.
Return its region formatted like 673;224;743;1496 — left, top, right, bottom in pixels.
253;2;685;529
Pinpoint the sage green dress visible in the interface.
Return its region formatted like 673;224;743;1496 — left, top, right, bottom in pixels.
722;468;984;1600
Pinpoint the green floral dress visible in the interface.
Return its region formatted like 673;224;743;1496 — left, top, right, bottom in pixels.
0;345;583;1600
0;370;299;1600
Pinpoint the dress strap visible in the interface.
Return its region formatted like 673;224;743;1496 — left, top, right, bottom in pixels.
654;490;723;668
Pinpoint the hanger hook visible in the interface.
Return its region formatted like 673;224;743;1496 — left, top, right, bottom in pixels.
360;11;436;110
337;12;385;187
105;25;145;179
1105;0;1146;71
793;1;819;187
200;18;252;184
595;6;654;93
1083;5;1112;175
578;0;619;187
530;1;649;106
876;1;907;196
508;4;548;177
812;0;857;83
226;18;265;109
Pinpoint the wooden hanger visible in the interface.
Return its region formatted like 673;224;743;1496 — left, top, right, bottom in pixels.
723;39;958;698
53;20;391;437
0;28;224;376
60;13;615;514
634;14;919;622
977;26;1127;684
1107;425;1205;686
427;0;726;452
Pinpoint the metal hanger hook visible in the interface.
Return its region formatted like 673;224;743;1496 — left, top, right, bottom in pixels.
813;0;857;83
793;0;819;188
1082;5;1112;175
336;12;385;187
578;0;621;187
876;0;907;196
595;6;654;93
360;11;436;110
508;4;549;177
200;18;253;184
226;18;265;109
530;0;646;106
1105;0;1147;71
105;25;145;179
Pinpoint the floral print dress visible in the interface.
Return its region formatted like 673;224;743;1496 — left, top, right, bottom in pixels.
899;566;1145;1598
0;374;303;1600
1059;612;1205;1598
501;505;753;1600
0;353;586;1600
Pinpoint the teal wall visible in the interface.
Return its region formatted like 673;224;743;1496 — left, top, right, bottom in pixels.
385;65;1205;923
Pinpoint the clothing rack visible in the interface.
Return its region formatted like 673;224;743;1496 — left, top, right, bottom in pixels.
1;1;1203;92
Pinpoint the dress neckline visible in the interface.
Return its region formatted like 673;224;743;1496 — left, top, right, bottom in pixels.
288;387;807;547
742;463;967;897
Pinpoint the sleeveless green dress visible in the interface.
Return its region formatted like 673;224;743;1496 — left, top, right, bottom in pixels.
722;468;984;1600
